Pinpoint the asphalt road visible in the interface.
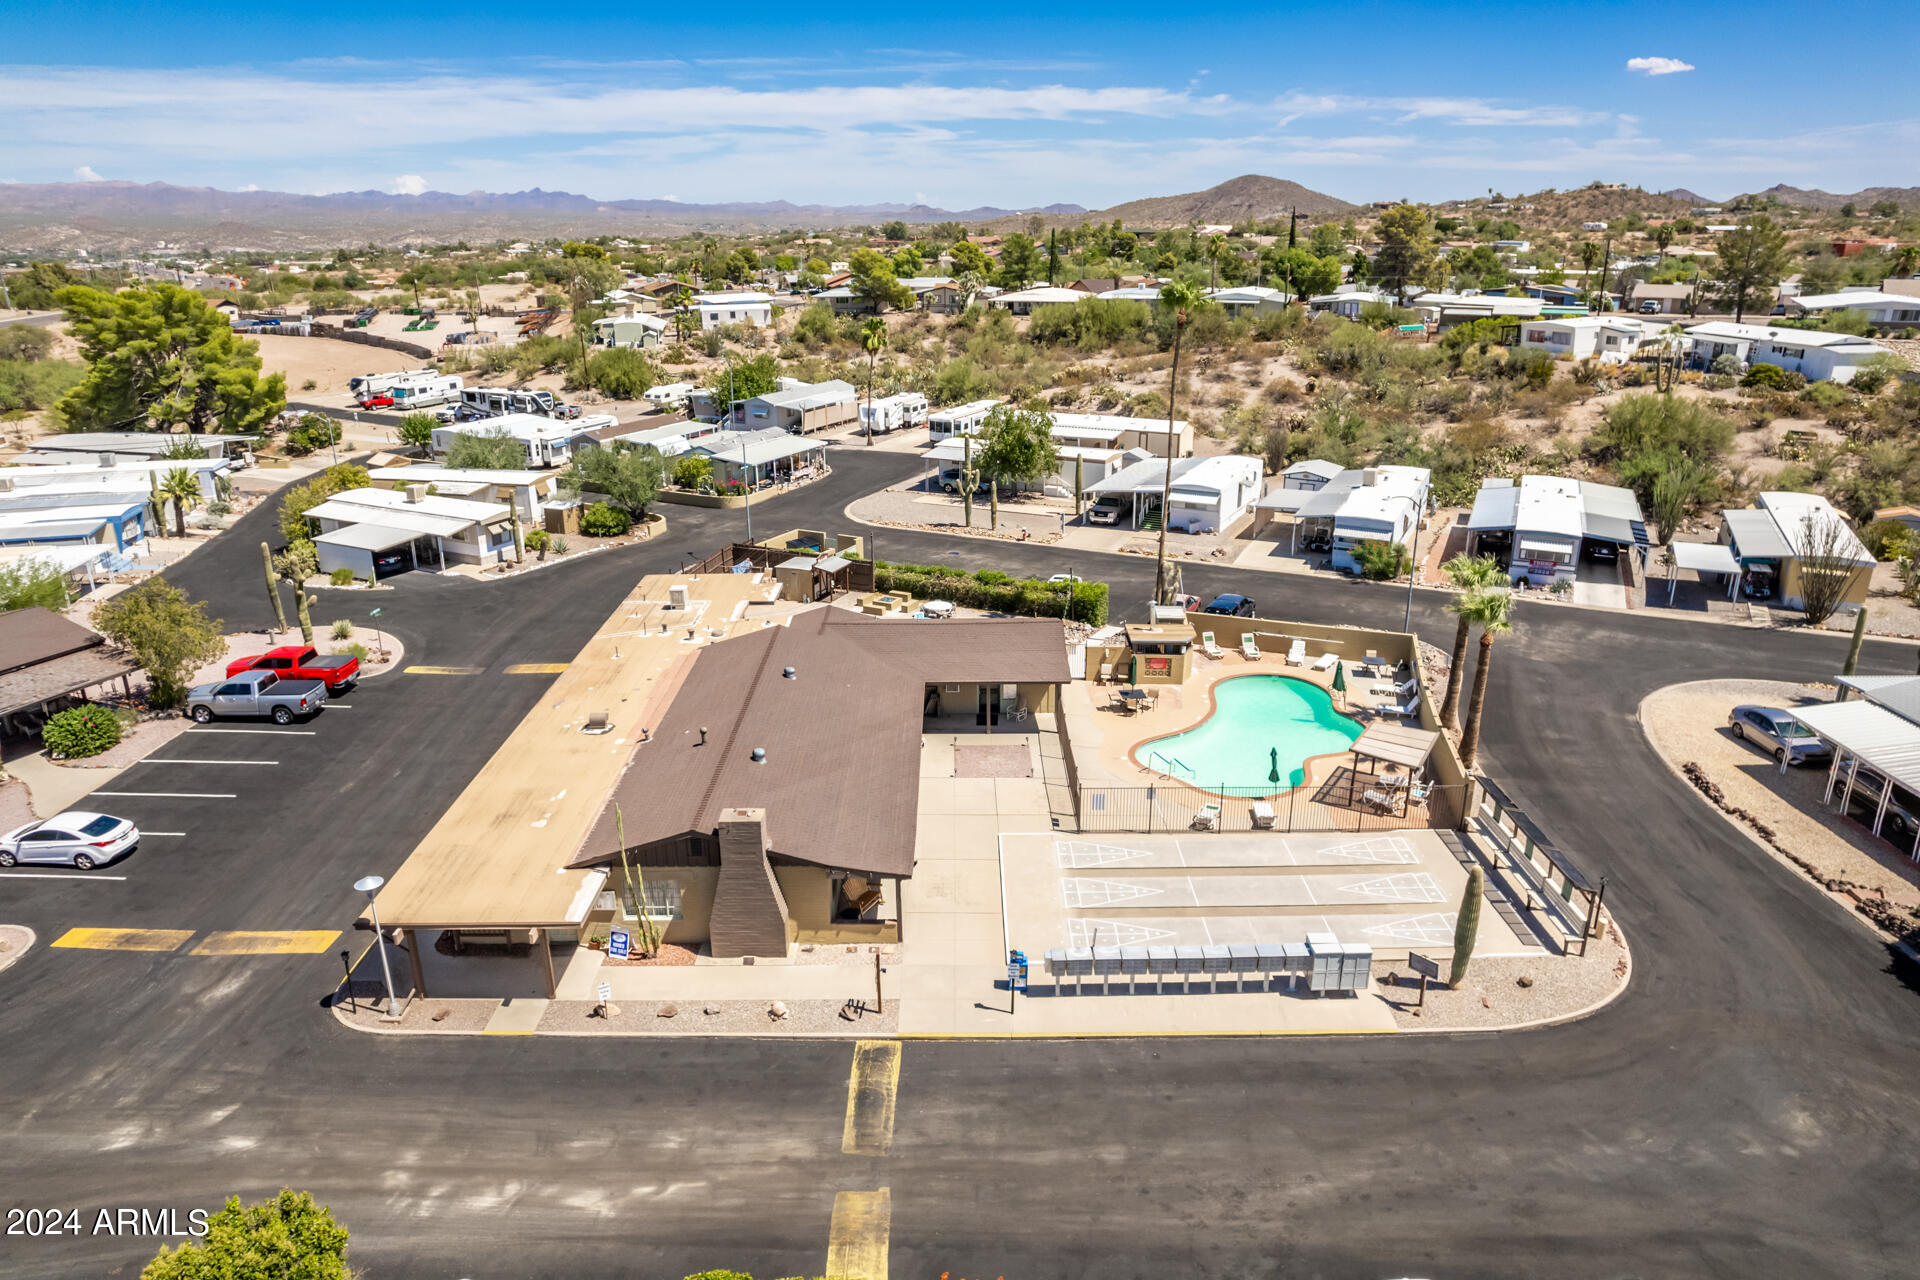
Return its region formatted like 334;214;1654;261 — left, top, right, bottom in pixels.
4;446;1920;1279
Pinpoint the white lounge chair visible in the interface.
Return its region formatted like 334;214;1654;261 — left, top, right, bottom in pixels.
1240;633;1261;660
1286;638;1307;666
1190;802;1222;831
1309;652;1338;672
1383;699;1419;719
1372;676;1416;698
1200;631;1226;660
1361;789;1397;813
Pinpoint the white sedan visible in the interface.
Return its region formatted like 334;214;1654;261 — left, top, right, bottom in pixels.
0;811;140;870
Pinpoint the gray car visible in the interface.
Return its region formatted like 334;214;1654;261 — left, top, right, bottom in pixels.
1728;704;1832;765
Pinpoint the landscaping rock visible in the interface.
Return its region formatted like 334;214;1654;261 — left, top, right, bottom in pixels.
658;1004;677;1019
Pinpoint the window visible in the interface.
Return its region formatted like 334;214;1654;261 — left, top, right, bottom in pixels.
621;879;682;921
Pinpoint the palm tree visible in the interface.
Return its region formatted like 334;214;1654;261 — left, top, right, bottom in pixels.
1153;281;1203;604
1578;241;1602;285
859;317;887;447
671;286;694;343
1205;234;1227;291
1438;555;1503;731
1651;224;1675;262
1456;587;1516;771
156;467;201;538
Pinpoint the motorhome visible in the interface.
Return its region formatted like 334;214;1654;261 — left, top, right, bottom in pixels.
927;398;1001;443
348;368;438;397
457;387;561;420
857;392;930;436
384;373;465;410
431;413;604;469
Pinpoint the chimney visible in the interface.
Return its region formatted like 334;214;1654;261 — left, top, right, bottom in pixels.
404;483;427;504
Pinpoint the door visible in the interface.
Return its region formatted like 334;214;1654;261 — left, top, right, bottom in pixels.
976;684;1001;726
19;829;75;865
212;681;251;716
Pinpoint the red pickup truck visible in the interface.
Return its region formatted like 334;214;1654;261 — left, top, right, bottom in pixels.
226;645;359;695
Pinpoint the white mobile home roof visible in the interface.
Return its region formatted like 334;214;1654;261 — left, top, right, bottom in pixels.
1722;508;1795;561
314;523;420;553
366;465;547;486
1048;412;1190;437
754;380;856;410
1791;290;1914;310
1757;491;1874;564
1282;459;1346;482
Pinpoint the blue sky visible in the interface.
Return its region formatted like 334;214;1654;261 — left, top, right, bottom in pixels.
3;1;1916;208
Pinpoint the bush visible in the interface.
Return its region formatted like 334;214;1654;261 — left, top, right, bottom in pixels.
301;378;317;391
524;528;551;552
330;617;354;639
42;704;122;759
672;453;713;489
327;567;354;586
1710;353;1743;376
1353;539;1410;581
1743;362;1791;389
285;413;341;456
333;642;370;662
872;561;1108;625
551;536;570;555
580;346;657;399
580;501;632;537
0;556;68;611
1861;517;1913;560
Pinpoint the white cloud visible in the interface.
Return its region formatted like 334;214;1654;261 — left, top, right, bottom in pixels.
73;164;103;181
1627;57;1695;76
239;183;260;192
1272;91;1610;129
391;174;428;196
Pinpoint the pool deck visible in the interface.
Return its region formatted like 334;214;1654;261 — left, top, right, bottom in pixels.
1062;647;1446;827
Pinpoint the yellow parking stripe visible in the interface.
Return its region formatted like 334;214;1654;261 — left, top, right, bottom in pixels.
51;927;193;952
503;662;568;675
825;1188;890;1280
842;1041;902;1156
190;930;341;956
404;665;483;676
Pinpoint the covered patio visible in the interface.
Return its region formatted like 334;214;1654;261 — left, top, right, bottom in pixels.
1665;540;1741;603
1343;721;1441;818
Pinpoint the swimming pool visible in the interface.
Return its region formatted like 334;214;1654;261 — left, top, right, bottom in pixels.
1135;675;1363;792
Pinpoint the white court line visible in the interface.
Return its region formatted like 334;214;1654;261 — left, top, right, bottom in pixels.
0;871;129;881
185;728;316;736
93;791;235;799
1301;878;1318;905
1198;911;1214;945
1173;839;1187;867
143;759;278;766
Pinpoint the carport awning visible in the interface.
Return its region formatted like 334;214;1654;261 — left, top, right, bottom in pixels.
1792;701;1920;797
1669;542;1740;575
1517;538;1575;557
0;648;140;719
314;523;422;552
1467;484;1519;530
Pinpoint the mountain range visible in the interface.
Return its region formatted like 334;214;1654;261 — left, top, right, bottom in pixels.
0;182;1090;253
1660;184;1920;210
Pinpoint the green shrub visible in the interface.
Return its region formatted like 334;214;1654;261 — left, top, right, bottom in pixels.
42;704;122;759
871;561;1108;625
672;453;712;489
1743;362;1791;389
1353;539;1410;580
580;501;632;537
1709;353;1743;376
580;346;658;399
551;536;570;555
0;556;68;611
331;617;354;639
285;413;341;456
524;529;551;551
333;642;370;662
329;568;355;586
1861;517;1913;560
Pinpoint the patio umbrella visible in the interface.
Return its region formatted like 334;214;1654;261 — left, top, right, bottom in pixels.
1268;747;1281;788
1330;660;1347;705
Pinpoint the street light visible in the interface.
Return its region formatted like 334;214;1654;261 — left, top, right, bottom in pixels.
354;874;401;1019
1387;481;1431;634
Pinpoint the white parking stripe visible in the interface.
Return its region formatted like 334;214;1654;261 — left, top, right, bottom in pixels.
143;759;278;766
141;832;186;836
0;872;129;881
184;728;316;735
93;791;236;799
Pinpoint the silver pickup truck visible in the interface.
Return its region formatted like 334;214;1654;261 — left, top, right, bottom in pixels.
185;669;327;725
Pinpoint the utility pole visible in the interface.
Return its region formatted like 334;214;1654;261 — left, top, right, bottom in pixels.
1598;236;1613;308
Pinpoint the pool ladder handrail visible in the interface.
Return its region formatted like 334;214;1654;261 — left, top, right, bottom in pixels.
1148;751;1195;780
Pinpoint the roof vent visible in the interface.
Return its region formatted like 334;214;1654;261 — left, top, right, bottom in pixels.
668;583;689;609
750;747;767;763
1361;468;1379;487
404;483;427;504
783;666;796;679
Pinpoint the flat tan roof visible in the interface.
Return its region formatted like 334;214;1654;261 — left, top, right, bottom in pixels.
369;572;788;929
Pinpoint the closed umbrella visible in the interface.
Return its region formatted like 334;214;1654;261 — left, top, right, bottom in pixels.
1268;747;1281;788
1330;659;1347;705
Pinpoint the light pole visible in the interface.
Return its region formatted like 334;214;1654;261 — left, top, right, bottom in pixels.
1400;479;1430;634
354;874;401;1019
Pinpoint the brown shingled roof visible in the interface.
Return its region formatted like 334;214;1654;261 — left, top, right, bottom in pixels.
575;607;1070;879
0;606;104;677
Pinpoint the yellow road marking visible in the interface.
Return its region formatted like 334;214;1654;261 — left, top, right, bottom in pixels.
825;1188;890;1280
404;665;483;675
503;662;569;674
51;927;193;952
190;930;341;956
842;1041;902;1156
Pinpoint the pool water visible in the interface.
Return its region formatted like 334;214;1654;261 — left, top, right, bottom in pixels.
1135;675;1363;792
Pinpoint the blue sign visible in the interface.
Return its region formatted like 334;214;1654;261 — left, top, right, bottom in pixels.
608;929;630;959
1007;949;1029;992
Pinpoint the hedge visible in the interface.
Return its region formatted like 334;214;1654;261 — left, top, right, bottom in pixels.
42;704;123;759
872;560;1108;625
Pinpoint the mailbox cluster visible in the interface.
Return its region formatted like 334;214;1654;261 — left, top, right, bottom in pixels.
1039;936;1373;996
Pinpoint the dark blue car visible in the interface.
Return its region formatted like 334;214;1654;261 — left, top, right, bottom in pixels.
1201;594;1256;617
